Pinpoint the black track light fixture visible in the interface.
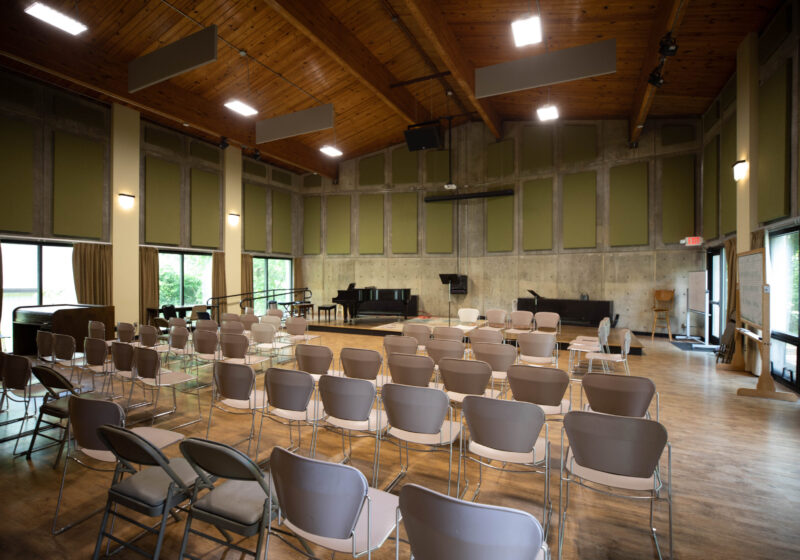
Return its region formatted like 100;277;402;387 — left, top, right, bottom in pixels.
648;67;664;88
659;32;678;57
219;136;229;149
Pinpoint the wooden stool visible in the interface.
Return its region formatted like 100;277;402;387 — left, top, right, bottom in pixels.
317;305;336;322
651;289;675;341
291;302;313;318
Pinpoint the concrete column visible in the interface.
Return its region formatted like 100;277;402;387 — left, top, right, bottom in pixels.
223;145;242;312
736;32;759;253
111;103;140;324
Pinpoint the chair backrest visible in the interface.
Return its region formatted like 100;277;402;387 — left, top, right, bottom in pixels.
485;309;507;328
399;483;544;560
180;438;268;494
468;328;503;345
269;446;368;540
383;335;418;357
654;289;675;307
169;326;190;349
243;306;255;315
582;373;655;417
507;365;569;407
516;332;555;358
260;315;282;331
161;305;177;320
1;353;31;390
221;333;248;360
195;319;218;333
168;317;187;329
36;330;53;358
463;396;544;454
285;317;307;336
438;358;491;396
189;305;207;321
133;346;160;380
619;328;632;357
319;375;375;422
388;353;435;387
197;311;211;320
52;333;76;360
425;338;465;366
402;324;431;347
111;341;134;371
267;308;284;319
564;410;667;478
509;310;533;330
69;395;124;451
193;329;218;355
138;324;159;347
382;383;448;434
433;326;464;342
266;368;314;412
221;321;245;335
534;312;560;332
213;362;256;401
472;342;517;372
117;322;135;343
340;347;382;380
88;320;105;340
295;344;333;375
31;365;77;399
457;308;480;324
221;312;240;323
84;337;108;367
240;314;260;331
251;323;276;344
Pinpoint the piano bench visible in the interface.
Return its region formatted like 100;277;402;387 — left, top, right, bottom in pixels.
317;305;336;322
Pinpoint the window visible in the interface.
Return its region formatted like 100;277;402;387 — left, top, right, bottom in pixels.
1;241;77;344
158;251;213;308
768;228;799;390
251;257;293;315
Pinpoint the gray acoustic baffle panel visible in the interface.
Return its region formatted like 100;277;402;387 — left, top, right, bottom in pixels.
128;26;218;93
475;38;616;99
256;104;334;144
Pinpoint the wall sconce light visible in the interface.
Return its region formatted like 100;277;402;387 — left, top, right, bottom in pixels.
227;213;240;226
118;193;135;210
732;160;748;181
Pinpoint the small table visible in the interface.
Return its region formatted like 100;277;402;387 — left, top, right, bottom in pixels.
317;305;336;322
290;302;314;318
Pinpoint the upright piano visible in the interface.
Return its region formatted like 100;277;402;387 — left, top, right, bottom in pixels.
13;304;115;355
517;293;615;327
333;287;418;322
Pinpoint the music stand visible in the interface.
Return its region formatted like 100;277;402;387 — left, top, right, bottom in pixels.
439;274;458;326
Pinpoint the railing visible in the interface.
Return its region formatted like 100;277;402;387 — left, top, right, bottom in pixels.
206;287;312;319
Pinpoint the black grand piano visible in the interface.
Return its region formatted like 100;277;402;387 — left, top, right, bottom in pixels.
333;285;418;322
517;290;616;327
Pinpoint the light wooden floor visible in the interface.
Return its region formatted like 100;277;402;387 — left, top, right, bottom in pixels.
1;333;799;559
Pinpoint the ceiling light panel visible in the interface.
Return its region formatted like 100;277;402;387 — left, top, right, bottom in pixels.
537;104;559;121
224;100;258;116
320;145;343;157
25;2;88;35
511;15;542;47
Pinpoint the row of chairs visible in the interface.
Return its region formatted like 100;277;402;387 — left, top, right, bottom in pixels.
455;308;562;334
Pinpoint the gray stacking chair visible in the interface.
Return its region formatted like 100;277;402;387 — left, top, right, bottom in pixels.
507;365;572;417
295;343;335;381
433;326;465;342
485;308;507;328
260;314;282;333
401;323;431;353
398;483;549;560
221;312;240;323
117;322;135;343
267;446;399;559
192;328;218;368
286;316;319;344
167;325;191;366
461;396;551;536
194;319;218;333
52;333;83;384
259;367;322;455
92;425;199;560
240;313;259;334
534;311;561;334
168;316;187;329
37;330;55;364
1;352;47;454
559;411;672;560
425;338;466;387
507;310;534;334
581;373;658;420
83;337;109;392
383;334;418;360
267;307;284;319
88;320;106;341
518;332;558;367
457;307;480;325
387;353;435;387
110;341;135;399
251;323;289;359
472;342;517;396
467;328;504;358
178;438;274;560
587;328;632;375
341;347;388;387
137;324;165;350
438;358;496;404
377;383;461;495
220;332;250;364
207;362;267;458
221;320;246;335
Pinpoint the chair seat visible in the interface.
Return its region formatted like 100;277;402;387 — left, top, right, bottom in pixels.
85;364;106;373
586;352;624;362
287;334;320;343
114;369;134;379
140;369;195;387
309;370;343;383
582;403;647;419
388;419;461;445
469;436;547;465
325;409;388;433
221;390;268;410
532;398;571;416
491;370;508;380
194;477;269;526
568;343;600;352
446;388;498;403
55;352;84;363
519;355;554;366
269;401;324;422
504;328;531;335
41;392;111;417
10;384;48;399
256;341;291;350
195;353;217;361
565;449;654;491
479;326;505;332
453;325;475;333
111;457;198;507
81;427;183;462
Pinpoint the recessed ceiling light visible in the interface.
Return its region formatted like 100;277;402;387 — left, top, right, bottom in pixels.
224;100;258;117
320;145;343;158
536;104;559;122
25;2;88;35
511;15;542;47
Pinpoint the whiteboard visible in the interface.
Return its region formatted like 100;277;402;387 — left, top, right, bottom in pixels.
688;271;707;313
738;250;764;326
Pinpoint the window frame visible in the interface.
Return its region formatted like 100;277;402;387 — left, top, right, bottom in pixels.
1;238;75;305
157;248;214;307
251;255;294;313
767;225;799;390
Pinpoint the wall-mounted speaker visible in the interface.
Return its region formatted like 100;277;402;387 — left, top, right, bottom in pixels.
404;123;443;151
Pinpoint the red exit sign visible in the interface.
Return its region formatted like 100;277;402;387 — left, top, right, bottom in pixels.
681;236;703;246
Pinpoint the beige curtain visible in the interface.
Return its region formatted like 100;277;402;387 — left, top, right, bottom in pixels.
139;247;159;326
724;237;737;322
750;229;765;250
212;251;226;319
72;243;113;305
241;253;253;308
0;244;3;328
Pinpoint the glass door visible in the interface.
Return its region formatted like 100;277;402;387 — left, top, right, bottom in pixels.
707;247;724;344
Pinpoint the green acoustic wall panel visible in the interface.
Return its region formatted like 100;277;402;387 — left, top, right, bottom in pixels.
272;189;292;254
303;174;322;188
190;141;219;164
661;124;696;146
702;137;719;239
562;125;597;166
0;116;34;233
243;159;267;177
759;2;792;64
326;195;351;255
359;153;385;186
426;150;450;183
562;171;596;248
53;95;105;130
243;182;267;252
703;101;720;133
272;169;292;186
190;168;220;248
359;194;384;254
392;146;418;184
145;156;181;244
391;192;418;254
425;200;453;253
303;196;321;255
758;61;791;223
721;79;736;112
486;139;515;179
144;126;182;154
0;77;37;111
522;178;552;250
486;187;514;252
661;154;696;244
609;162;649;247
521;125;553;174
53;131;104;239
720;117;737;235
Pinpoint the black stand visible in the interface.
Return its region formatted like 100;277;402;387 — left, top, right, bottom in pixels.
439;274;458;326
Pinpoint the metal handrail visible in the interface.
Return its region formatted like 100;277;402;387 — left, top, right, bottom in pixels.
206;287;312;318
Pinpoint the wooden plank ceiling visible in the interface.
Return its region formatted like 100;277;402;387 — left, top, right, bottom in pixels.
0;0;780;177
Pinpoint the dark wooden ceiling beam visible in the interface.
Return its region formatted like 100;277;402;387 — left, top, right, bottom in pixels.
268;0;430;125
629;0;690;144
399;0;502;139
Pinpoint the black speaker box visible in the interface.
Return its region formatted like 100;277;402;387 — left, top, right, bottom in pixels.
450;274;468;295
404;125;443;151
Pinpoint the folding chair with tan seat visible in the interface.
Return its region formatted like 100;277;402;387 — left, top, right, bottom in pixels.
651;289;675;341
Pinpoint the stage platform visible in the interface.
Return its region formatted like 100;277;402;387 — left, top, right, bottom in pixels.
307;315;644;355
